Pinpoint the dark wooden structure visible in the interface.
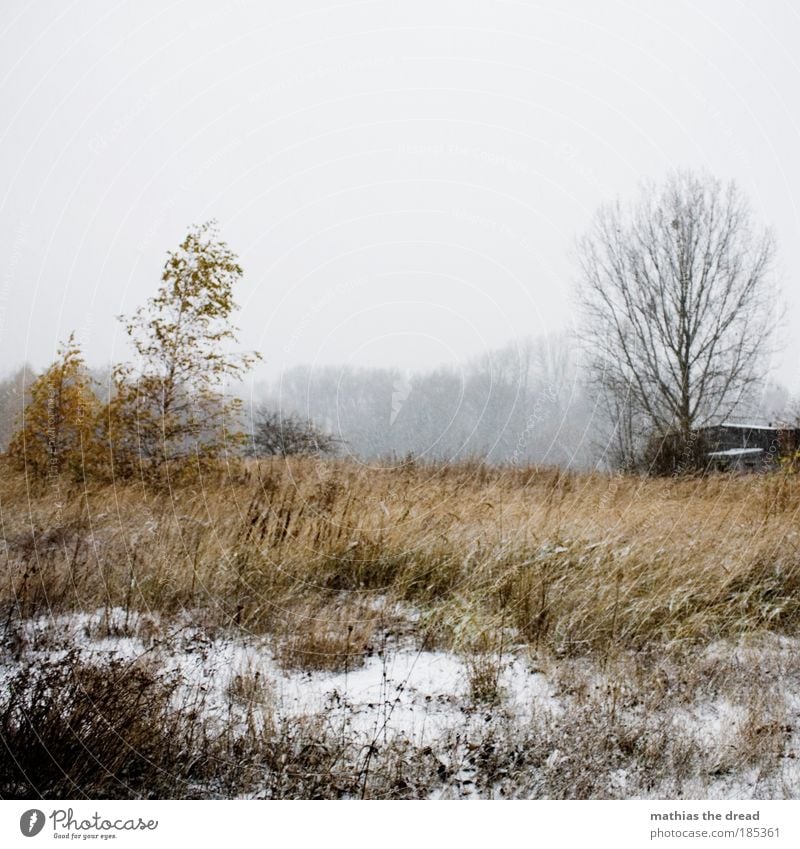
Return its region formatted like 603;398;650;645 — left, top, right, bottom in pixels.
700;421;799;472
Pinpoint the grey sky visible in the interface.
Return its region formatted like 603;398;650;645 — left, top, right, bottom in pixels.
1;0;798;391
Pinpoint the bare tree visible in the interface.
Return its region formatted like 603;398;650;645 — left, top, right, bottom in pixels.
576;171;778;470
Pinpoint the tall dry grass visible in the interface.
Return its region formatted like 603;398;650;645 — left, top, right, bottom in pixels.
2;457;800;657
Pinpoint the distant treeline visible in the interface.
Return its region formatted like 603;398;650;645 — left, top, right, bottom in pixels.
1;334;791;472
250;334;791;469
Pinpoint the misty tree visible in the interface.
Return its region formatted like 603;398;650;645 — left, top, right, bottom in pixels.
576;171;777;470
106;221;260;478
248;406;339;457
0;363;36;452
449;334;587;467
260;334;593;468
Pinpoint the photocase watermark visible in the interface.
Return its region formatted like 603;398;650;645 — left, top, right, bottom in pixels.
508;382;559;466
19;809;45;837
88;88;159;156
448;208;534;253
390;373;412;426
672;429;698;478
136;135;245;255
18;807;159;838
761;435;780;472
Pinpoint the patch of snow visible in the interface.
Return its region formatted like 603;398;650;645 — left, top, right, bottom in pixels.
6;611;800;799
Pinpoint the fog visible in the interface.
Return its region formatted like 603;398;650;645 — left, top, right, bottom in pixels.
2;1;799;464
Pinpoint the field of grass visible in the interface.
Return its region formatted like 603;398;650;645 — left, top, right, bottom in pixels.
2;457;800;798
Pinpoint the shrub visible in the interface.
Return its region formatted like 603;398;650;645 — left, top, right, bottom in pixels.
248;406;340;457
6;335;99;481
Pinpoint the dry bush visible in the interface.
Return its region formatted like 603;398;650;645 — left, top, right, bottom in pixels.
459;627;508;707
0;653;203;798
464;653;504;707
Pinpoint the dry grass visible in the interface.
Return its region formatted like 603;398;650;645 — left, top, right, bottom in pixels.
6;456;800;798
226;664;273;707
274;598;378;673
3;457;800;658
0;653;209;798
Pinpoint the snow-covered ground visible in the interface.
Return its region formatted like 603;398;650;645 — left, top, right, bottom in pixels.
4;608;558;740
4;608;800;799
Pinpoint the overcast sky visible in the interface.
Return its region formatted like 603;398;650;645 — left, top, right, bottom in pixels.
1;0;798;392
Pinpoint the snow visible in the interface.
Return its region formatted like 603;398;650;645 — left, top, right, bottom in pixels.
5;610;800;798
719;422;785;431
3;609;559;745
270;649;557;742
707;448;763;457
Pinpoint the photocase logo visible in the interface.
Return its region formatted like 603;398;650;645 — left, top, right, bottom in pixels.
19;810;45;837
15;807;159;838
390;375;412;426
